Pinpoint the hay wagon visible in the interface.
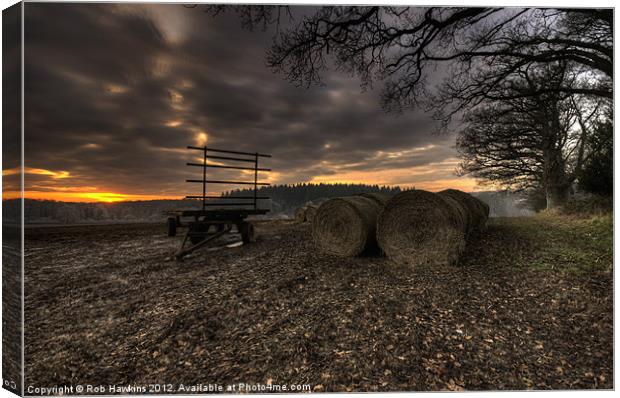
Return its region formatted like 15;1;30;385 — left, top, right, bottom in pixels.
165;146;271;259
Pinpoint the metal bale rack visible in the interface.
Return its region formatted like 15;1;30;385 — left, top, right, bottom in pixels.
165;145;272;259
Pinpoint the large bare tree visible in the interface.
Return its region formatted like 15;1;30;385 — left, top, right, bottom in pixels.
197;6;611;124
256;7;612;117
456;61;609;208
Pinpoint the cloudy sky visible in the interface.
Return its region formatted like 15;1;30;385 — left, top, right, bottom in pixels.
10;3;478;202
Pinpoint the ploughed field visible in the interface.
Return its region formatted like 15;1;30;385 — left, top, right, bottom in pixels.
24;215;613;391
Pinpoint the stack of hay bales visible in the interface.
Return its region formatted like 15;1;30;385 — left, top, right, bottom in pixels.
311;193;391;256
312;189;489;266
377;189;489;267
311;189;489;267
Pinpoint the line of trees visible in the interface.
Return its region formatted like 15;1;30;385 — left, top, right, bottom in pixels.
8;184;402;224
224;183;402;211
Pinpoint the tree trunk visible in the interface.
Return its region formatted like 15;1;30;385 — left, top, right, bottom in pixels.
543;142;570;210
546;183;570;210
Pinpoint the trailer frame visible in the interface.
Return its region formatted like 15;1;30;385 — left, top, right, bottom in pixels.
165;146;271;259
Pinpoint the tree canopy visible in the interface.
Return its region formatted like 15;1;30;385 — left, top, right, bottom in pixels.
456;60;609;207
578;113;613;196
212;7;613;118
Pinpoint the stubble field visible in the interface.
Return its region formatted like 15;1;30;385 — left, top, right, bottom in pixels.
24;215;613;392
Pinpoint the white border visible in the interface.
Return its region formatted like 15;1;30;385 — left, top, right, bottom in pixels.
0;2;617;398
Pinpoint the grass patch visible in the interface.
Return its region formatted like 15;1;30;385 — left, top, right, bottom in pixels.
466;213;613;274
558;195;613;217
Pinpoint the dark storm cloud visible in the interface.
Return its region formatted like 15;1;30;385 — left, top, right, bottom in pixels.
2;3;22;194
23;3;466;198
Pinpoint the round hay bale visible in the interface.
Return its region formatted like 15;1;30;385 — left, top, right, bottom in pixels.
437;191;468;233
438;189;487;233
478;198;490;218
294;206;307;223
312;196;383;256
474;197;490;230
377;190;466;267
359;192;392;206
305;205;318;223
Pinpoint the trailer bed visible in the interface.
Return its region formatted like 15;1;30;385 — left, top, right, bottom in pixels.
163;209;269;218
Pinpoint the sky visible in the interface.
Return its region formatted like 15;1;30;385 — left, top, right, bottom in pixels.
6;3;480;202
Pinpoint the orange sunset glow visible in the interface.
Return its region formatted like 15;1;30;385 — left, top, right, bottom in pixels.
3;190;184;203
3;163;479;203
3;167;71;179
3;149;481;203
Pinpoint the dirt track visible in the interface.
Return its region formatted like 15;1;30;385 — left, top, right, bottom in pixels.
24;219;613;392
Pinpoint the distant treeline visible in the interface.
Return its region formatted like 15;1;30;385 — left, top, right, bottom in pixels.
3;184;537;225
8;199;203;225
4;183;401;224
223;183;402;213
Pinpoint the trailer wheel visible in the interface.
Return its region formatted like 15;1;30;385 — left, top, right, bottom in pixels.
167;217;177;237
189;223;211;245
240;222;255;244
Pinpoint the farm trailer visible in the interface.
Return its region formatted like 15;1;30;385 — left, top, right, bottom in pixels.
165;145;272;259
